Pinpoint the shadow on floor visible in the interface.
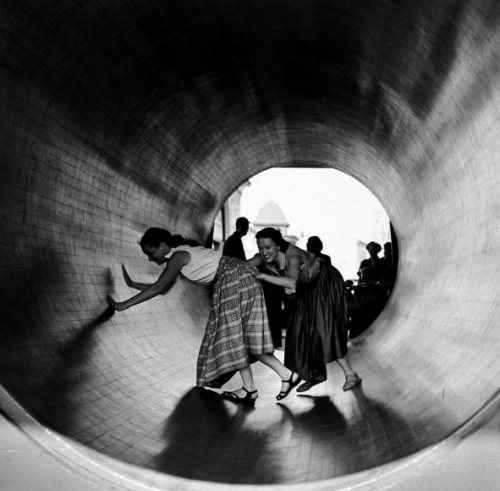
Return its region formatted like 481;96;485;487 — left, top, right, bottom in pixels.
152;384;424;484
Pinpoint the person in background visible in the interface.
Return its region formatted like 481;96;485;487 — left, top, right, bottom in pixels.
107;227;299;405
256;261;287;350
248;227;361;393
222;217;249;260
357;241;385;284
306;235;332;265
354;241;391;336
382;241;396;283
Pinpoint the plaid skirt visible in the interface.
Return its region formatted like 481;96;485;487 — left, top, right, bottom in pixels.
196;255;274;387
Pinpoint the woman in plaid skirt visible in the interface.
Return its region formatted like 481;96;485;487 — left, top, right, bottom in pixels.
107;227;301;404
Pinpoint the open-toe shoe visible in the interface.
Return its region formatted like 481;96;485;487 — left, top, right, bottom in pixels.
343;374;362;391
221;387;258;405
276;372;301;401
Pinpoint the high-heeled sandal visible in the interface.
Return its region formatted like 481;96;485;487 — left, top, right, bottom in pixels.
276;372;301;401
343;374;362;391
221;387;258;405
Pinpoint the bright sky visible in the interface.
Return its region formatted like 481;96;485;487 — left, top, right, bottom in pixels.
239;168;390;279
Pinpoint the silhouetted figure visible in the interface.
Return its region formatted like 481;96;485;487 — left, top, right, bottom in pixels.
107;227;298;405
249;227;361;394
344;279;356;304
344;279;362;338
350;241;392;338
383;241;393;266
222;217;249;260
258;264;287;349
357;241;385;283
382;241;396;283
306;235;332;265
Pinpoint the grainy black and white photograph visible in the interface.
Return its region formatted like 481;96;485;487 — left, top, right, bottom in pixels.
0;1;499;490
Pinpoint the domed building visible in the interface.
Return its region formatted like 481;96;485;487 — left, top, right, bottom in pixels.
252;200;299;244
214;188;301;256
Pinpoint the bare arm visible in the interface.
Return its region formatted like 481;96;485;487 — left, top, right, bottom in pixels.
122;265;153;290
246;253;264;272
256;254;301;290
107;251;190;311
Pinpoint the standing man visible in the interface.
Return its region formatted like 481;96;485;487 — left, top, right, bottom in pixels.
223;217;250;260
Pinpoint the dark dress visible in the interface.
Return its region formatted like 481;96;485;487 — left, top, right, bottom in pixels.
284;261;348;382
259;265;287;348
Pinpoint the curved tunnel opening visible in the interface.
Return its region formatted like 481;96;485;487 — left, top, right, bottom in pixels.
1;1;500;489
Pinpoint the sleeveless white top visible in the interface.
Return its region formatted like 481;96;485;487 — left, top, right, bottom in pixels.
165;245;222;285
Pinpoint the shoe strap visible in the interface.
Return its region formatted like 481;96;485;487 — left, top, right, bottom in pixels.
242;387;257;395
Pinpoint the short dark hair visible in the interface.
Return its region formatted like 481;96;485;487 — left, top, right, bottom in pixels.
307;236;323;254
366;241;382;253
236;217;249;227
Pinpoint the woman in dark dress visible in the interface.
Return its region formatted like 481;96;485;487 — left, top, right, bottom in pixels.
248;228;361;392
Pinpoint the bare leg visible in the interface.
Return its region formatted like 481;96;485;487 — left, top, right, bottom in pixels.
227;366;257;399
220;366;259;404
254;353;291;380
335;357;357;377
336;357;362;390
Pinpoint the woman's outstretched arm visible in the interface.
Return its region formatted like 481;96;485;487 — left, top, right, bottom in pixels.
107;251;190;311
122;265;153;290
255;254;301;290
246;253;263;272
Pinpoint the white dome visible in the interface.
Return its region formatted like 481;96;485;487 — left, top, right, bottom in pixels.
254;200;289;226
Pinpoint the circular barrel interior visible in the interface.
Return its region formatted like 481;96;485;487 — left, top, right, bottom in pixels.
0;0;499;489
